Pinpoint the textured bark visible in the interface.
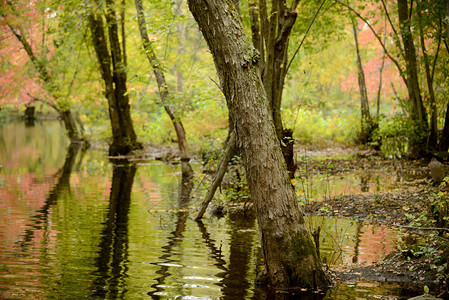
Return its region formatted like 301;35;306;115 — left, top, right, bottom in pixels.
258;1;298;142
188;0;328;289
134;0;189;160
88;0;141;156
249;0;298;174
397;0;429;157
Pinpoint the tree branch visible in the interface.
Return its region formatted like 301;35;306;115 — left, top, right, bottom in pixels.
286;0;327;73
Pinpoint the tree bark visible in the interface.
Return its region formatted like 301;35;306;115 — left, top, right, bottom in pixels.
376;15;388;122
249;0;298;176
134;0;189;160
397;0;429;157
88;0;141;156
188;0;329;289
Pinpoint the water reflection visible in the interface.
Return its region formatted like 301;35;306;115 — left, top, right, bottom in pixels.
148;160;195;299
17;142;83;250
0;121;413;299
221;214;256;299
92;162;136;298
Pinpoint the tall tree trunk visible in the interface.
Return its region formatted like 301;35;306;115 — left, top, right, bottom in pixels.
418;11;438;150
439;2;449;152
88;0;141;156
188;0;329;289
134;0;189;160
397;0;429;157
352;19;372;144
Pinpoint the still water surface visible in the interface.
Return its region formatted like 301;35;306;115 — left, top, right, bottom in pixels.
0;121;411;299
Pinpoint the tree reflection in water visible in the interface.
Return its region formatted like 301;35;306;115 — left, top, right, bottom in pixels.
92;161;136;298
17;142;83;250
149;159;259;299
148;160;195;299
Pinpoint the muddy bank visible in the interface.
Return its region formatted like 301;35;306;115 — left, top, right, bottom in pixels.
299;147;449;298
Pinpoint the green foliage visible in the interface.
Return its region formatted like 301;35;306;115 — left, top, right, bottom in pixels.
282;108;358;146
373;113;411;158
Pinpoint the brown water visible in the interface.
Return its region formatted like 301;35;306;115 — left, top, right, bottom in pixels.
0;120;413;299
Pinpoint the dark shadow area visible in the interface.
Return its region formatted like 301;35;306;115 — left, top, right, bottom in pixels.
91;162;137;299
221;214;256;299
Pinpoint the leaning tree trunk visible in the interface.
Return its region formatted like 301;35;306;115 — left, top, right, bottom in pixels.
134;0;189;160
188;0;329;289
397;0;429;157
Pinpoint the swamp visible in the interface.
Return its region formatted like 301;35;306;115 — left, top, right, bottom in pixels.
1;0;449;298
0;120;447;299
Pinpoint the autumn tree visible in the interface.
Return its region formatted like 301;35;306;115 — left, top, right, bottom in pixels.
87;0;142;155
1;0;85;142
336;0;449;158
188;0;329;289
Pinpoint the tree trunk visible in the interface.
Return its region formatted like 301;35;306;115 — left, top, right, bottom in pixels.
439;2;449;152
417;7;439;150
88;0;141;156
61;109;82;142
376;15;388;122
439;102;449;152
249;0;298;176
196;131;236;220
397;0;429;157
188;0;329;289
134;0;189;160
352;19;372;144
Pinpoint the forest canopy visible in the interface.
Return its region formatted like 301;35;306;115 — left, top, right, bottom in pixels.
0;0;448;157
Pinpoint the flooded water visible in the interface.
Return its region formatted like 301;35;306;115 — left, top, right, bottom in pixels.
0;120;413;299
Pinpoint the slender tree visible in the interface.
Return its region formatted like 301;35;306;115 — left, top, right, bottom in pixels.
134;0;189;160
351;17;374;144
87;0;141;155
188;0;329;289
